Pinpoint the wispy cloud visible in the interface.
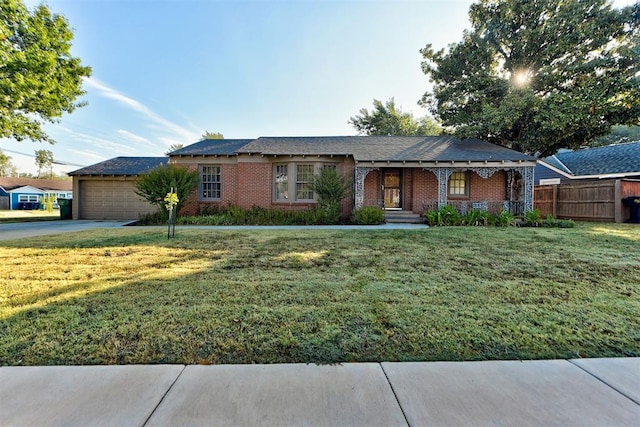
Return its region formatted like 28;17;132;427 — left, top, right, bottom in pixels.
58;126;139;155
116;129;152;145
84;77;200;146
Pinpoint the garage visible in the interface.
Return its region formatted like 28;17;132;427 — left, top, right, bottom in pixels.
69;157;167;220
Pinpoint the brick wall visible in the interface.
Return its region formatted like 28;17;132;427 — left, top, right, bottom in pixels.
237;162;272;209
411;169;438;213
363;170;381;207
470;171;506;201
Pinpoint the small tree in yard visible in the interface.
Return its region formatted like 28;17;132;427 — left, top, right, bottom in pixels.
311;167;351;224
135;165;199;219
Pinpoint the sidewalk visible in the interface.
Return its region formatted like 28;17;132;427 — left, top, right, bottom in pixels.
1;358;638;426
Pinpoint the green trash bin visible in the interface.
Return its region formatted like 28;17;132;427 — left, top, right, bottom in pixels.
58;198;72;220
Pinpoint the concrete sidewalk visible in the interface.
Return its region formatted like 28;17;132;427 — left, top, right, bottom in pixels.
1;358;638;426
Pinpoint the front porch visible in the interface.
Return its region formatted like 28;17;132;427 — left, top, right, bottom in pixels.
354;165;535;216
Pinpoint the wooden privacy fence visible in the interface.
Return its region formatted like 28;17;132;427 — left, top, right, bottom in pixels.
534;179;640;222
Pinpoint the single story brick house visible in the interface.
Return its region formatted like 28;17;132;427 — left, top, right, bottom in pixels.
69;136;537;220
0;177;72;210
171;136;537;219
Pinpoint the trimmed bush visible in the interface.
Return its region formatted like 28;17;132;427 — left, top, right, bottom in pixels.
353;206;385;225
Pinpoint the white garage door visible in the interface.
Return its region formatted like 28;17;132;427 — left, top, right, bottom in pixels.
79;179;157;220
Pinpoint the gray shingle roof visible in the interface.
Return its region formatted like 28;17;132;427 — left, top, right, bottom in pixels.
68;157;168;176
542;141;640;176
0;177;72;192
237;136;536;162
170;139;254;156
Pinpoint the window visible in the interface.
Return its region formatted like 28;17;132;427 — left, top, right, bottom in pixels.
18;195;39;202
273;162;337;202
448;171;468;196
274;164;289;200
295;164;315;200
200;165;221;200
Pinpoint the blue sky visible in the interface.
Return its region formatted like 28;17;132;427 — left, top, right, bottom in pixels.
2;0;635;174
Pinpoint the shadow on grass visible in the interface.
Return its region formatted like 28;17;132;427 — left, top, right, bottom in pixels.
1;226;639;366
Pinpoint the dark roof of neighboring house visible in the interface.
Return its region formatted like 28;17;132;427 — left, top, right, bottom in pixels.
68;157;168;176
170;139;254;156
541;141;640;176
0;177;72;192
237;136;537;162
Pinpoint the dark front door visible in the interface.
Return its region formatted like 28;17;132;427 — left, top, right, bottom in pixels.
383;169;401;209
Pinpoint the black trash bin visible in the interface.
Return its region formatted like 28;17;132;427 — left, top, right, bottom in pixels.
58;198;72;220
622;196;640;223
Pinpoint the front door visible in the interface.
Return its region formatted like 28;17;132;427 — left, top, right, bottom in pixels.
383;169;401;209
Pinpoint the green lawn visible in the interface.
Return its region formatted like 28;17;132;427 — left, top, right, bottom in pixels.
1;224;638;365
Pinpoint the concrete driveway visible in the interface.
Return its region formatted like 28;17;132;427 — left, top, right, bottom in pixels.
0;220;132;241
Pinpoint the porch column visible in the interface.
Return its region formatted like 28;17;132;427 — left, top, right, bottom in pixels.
354;167;378;209
521;166;535;212
424;167;452;208
436;168;452;208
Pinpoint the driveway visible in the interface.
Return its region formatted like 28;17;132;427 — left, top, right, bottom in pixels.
0;220;131;241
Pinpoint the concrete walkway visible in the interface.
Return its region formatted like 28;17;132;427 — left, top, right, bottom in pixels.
1;358;638;426
0;220;428;242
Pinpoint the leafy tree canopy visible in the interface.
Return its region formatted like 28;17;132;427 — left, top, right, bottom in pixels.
420;0;639;156
202;131;224;140
34;149;53;178
349;98;442;136
0;0;92;143
0;150;17;176
592;125;640;146
165;143;184;155
134;165;199;218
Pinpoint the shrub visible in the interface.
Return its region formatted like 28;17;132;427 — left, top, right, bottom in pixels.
311;168;351;224
39;194;56;213
353;206;385;225
134;165;199;219
523;209;543;227
543;215;575;228
423;205;462;226
494;210;515;227
463;209;491;226
136;211;165;225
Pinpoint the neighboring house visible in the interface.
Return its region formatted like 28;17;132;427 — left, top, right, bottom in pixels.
69;136;537;220
0;177;73;210
68;157;167;220
535;141;640;184
534;141;640;222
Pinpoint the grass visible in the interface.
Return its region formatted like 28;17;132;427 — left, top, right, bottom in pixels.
1;224;639;365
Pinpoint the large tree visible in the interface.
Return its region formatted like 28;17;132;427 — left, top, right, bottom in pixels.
0;150;17;176
0;0;91;143
420;0;639;156
201;131;224;140
349;98;442;136
34;149;53;178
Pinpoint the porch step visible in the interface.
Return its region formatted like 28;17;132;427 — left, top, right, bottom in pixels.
384;210;424;224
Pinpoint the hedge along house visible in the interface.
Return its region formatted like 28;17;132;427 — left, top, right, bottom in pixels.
69;157;167;219
170;136;537;219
